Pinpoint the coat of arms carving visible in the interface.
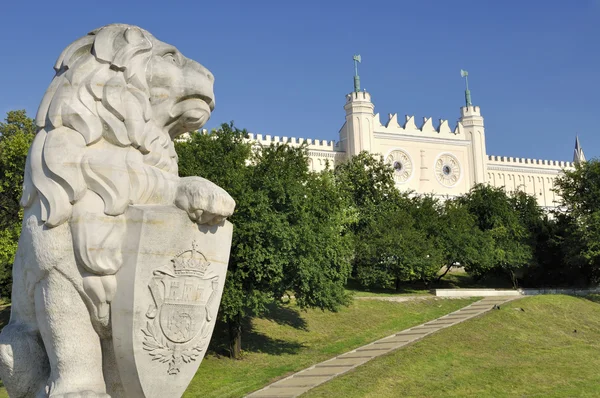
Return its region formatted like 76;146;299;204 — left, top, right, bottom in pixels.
142;241;218;374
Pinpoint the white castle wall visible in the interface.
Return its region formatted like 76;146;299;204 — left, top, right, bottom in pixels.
368;113;473;198
486;156;572;208
245;133;343;173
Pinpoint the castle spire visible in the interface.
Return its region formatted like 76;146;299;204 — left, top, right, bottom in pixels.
353;54;361;92
460;69;472;106
573;135;586;164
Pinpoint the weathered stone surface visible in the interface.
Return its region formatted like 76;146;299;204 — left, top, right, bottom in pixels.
0;23;234;398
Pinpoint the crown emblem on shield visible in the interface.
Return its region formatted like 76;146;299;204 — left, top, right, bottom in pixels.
143;240;219;375
172;241;210;277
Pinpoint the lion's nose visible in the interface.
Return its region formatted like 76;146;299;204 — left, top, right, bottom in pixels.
188;59;214;82
206;71;214;83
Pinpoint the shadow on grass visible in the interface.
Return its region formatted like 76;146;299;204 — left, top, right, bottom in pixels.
582;294;600;304
258;303;308;331
207;303;306;358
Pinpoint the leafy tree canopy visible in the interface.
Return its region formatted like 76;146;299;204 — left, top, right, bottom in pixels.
0;110;36;296
176;123;351;357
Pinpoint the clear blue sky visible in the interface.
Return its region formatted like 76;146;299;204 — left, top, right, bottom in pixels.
1;0;598;161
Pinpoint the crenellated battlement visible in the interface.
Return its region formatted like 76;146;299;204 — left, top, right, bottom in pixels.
460;105;481;117
487;155;573;169
182;130;340;152
246;133;339;151
374;113;463;137
346;91;372;103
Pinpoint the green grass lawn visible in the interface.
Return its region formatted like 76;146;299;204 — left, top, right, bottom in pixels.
184;298;474;397
0;297;473;398
304;294;600;398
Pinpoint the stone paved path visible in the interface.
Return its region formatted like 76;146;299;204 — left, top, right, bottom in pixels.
246;296;517;398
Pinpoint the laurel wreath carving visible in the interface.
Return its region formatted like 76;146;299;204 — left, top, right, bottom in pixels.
142;321;204;375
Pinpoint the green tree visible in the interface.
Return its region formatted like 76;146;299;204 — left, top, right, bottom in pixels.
0;110;35;229
0;110;36;297
352;197;415;290
553;159;600;285
333;151;400;277
334;151;398;211
176;123;351;358
435;198;494;283
335;154;448;289
458;184;533;287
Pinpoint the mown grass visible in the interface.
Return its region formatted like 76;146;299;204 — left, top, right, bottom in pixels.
183;298;474;397
0;298;473;398
304;294;600;398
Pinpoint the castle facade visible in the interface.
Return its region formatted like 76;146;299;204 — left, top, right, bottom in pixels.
245;88;583;210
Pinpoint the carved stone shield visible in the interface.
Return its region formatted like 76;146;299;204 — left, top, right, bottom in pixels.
112;205;232;397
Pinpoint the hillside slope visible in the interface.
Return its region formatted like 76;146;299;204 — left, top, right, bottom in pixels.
305;295;600;398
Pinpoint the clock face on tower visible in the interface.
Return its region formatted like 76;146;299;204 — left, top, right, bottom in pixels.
435;154;461;187
387;150;413;183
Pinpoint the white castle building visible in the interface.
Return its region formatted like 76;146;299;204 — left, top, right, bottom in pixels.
240;62;585;209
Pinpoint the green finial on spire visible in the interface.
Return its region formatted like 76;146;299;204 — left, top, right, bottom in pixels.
353;54;361;92
460;69;472;106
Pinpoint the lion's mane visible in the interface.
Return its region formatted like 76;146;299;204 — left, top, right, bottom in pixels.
21;24;178;228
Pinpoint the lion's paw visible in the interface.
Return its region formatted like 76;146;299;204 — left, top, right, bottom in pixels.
174;177;236;225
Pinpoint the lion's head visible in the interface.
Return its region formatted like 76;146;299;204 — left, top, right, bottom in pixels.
21;24;215;227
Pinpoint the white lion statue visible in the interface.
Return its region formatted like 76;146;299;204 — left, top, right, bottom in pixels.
0;24;235;397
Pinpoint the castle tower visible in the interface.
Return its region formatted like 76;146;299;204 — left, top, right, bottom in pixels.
573;135;586;164
339;55;375;156
459;70;487;184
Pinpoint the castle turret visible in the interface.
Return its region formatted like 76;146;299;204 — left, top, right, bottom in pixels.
340;91;375;156
339;55;375;156
459;70;487;184
460;105;487;184
573;135;586;164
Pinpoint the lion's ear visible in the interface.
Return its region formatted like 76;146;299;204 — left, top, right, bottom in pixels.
92;26;124;65
93;25;152;71
113;27;152;70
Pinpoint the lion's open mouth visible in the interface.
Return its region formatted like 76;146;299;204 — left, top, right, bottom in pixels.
167;95;214;137
176;94;215;111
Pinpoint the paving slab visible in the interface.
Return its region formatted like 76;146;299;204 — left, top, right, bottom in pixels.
293;367;349;377
317;357;369;367
410;326;442;331
357;342;400;350
246;296;517;398
425;320;457;325
356;344;396;351
396;331;430;336
338;352;378;359
270;377;331;388
374;337;412;344
249;386;308;397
